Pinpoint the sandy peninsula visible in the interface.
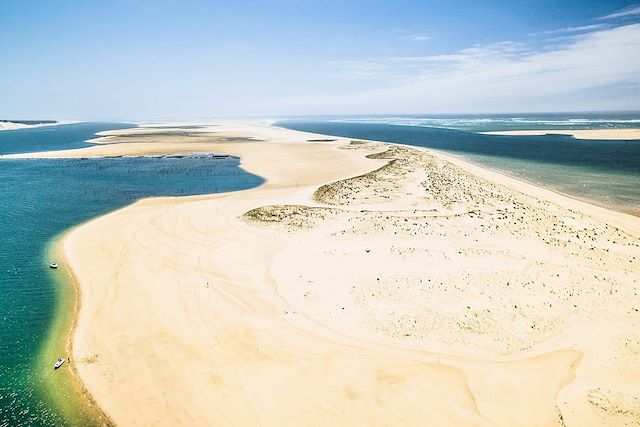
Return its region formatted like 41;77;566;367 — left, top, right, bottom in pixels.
10;123;640;426
481;129;640;140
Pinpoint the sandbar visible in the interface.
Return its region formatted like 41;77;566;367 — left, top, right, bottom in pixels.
15;122;640;426
481;129;640;140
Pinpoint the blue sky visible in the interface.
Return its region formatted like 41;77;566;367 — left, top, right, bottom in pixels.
1;0;639;119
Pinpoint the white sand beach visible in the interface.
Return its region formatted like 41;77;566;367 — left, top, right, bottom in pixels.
0;120;72;131
11;123;640;426
481;129;640;140
0;121;38;131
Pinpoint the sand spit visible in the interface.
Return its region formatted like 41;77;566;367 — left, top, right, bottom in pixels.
481;129;640;140
28;123;640;426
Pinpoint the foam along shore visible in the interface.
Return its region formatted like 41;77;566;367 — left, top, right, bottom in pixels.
481;128;640;140
22;122;640;426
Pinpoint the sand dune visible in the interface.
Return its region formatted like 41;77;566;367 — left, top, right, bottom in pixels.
19;123;640;425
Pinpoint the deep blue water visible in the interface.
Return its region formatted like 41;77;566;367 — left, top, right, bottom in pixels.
0;124;263;426
277;118;640;214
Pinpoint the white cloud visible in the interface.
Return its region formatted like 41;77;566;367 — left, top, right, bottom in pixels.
599;4;640;20
272;24;640;114
403;34;431;42
529;24;607;36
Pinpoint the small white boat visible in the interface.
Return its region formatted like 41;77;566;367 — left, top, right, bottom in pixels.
49;263;58;269
54;358;65;369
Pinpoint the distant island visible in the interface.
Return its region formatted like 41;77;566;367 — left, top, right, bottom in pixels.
0;119;57;125
0;120;58;131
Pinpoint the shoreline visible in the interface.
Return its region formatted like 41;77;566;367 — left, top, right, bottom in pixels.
41;127;274;425
480;128;640;140
272;124;640;223
0;120;77;132
41;233;114;426
433;149;640;235
32;122;640;425
43;154;262;426
445;151;640;218
394;144;640;233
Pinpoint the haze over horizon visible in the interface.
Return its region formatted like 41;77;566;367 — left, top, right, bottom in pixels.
1;0;640;120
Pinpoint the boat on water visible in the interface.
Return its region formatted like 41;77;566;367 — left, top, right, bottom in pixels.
54;358;65;369
49;262;58;269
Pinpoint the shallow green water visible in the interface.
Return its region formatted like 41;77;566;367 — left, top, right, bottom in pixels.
0;124;263;426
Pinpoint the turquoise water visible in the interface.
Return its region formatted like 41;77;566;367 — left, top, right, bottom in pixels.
277;116;640;215
0;124;263;426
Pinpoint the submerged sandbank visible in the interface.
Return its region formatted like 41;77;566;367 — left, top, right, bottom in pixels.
25;122;640;426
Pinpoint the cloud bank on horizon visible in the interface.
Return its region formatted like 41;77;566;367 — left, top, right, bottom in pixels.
298;22;640;115
1;1;639;118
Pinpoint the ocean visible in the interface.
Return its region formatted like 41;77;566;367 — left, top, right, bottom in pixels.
276;113;640;215
0;123;263;426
